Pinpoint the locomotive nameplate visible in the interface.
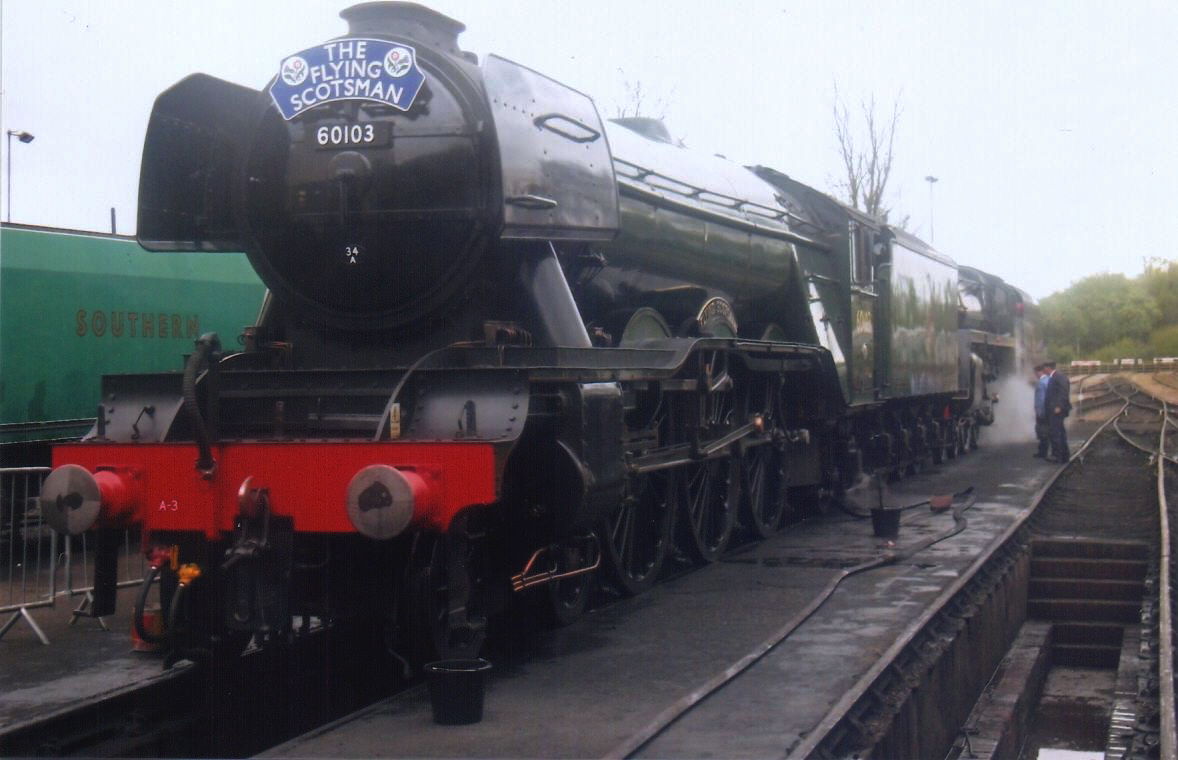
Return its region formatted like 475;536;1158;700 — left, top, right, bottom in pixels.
268;38;426;119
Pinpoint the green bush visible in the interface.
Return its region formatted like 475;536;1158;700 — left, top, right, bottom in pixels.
1093;337;1151;363
1150;324;1178;358
1045;344;1076;366
1040;262;1177;360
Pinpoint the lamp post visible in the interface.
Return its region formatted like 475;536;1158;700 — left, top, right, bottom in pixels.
6;129;36;223
924;175;938;243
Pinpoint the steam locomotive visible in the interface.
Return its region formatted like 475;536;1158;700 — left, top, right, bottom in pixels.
40;2;1033;662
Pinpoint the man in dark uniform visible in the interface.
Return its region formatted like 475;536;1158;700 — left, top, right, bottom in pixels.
1044;361;1071;462
1033;364;1050;458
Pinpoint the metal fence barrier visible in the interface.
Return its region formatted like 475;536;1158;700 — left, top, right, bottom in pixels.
63;525;146;630
1;467;145;645
1;467;55;643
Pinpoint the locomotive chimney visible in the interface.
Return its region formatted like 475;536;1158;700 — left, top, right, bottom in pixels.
340;2;466;55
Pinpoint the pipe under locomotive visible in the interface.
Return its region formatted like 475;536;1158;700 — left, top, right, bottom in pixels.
40;2;1031;661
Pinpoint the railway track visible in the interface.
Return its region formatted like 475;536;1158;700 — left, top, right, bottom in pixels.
1074;373;1120;415
1149;386;1176;760
1028;378;1174;759
1160;409;1176;760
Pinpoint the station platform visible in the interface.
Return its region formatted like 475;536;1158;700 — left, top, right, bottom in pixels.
0;580;185;735
266;428;1093;759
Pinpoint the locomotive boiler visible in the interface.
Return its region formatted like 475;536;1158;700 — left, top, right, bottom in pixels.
39;2;1029;662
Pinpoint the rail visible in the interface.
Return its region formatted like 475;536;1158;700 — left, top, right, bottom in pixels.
1106;383;1176;759
0;466;145;644
1158;400;1175;760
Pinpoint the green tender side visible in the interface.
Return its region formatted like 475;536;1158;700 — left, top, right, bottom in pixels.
0;225;265;444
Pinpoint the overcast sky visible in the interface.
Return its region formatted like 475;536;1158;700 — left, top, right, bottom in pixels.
3;0;1176;300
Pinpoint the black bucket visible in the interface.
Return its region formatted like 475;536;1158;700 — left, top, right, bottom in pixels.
871;507;901;539
425;658;492;725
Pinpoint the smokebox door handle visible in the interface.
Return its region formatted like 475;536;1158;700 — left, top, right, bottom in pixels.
532;113;601;143
506;194;559;210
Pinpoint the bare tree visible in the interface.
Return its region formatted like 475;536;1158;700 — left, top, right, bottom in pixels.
611;73;686;147
613;72;672;121
832;85;903;223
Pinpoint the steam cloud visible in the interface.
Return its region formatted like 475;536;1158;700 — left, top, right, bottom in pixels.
982;374;1038;446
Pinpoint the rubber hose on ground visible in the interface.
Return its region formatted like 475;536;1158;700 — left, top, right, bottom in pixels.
133;566;168;644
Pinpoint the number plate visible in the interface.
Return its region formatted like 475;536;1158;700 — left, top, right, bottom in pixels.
314;122;389;150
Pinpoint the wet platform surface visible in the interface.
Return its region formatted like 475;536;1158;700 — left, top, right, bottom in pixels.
268;429;1092;759
0;581;186;734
